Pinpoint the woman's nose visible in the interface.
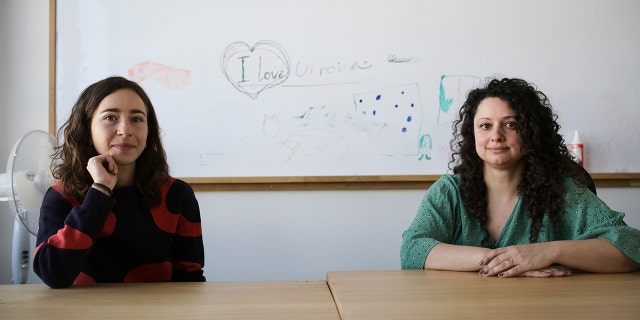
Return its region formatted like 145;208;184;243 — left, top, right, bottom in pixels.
490;128;505;142
117;121;132;136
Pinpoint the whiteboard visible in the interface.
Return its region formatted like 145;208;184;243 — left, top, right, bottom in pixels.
54;0;640;178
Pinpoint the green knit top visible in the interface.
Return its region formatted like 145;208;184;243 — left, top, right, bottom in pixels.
401;174;640;269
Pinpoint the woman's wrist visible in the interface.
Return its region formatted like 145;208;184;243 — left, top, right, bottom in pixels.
92;182;113;197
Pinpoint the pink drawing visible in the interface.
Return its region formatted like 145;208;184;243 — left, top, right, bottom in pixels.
262;114;281;138
128;61;191;90
280;128;349;165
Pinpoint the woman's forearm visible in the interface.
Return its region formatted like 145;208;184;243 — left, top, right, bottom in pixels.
551;238;639;273
425;243;492;271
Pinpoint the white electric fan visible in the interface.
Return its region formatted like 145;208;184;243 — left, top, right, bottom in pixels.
0;130;56;284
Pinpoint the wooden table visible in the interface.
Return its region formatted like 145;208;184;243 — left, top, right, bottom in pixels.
0;280;340;320
326;270;640;320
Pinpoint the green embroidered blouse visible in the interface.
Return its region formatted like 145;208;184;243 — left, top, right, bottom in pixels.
401;174;640;269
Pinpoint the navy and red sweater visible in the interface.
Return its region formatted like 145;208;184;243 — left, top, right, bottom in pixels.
34;178;205;288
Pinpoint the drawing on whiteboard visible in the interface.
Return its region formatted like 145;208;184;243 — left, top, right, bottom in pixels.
292;105;367;131
261;111;350;166
195;152;224;167
128;61;191;90
293;105;335;127
293;59;373;80
418;134;432;160
221;40;291;99
387;54;417;63
353;83;427;158
262;114;282;138
280;128;349;165
438;74;481;124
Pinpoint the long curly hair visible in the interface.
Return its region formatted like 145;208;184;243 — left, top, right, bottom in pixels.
53;76;169;208
449;78;587;245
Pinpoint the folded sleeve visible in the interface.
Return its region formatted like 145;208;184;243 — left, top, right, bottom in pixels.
560;179;640;265
401;175;462;269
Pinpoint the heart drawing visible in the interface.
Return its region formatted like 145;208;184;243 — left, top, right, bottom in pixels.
221;40;291;99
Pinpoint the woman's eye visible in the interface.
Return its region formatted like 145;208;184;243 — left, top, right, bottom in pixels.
505;122;517;129
480;123;491;130
104;115;116;121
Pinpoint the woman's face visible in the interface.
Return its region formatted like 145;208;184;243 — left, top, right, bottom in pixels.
473;97;524;171
90;88;148;167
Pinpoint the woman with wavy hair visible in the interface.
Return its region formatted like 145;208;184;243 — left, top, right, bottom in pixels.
401;77;639;277
34;76;205;288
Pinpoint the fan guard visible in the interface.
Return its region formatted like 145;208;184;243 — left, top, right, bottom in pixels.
5;130;56;235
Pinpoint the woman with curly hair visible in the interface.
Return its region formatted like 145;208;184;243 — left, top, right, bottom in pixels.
34;76;205;288
401;77;640;277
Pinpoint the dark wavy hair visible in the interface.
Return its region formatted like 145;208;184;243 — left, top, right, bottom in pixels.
449;78;587;245
53;76;169;208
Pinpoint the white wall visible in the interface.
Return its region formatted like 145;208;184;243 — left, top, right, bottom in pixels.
198;188;640;282
1;0;638;284
0;0;50;284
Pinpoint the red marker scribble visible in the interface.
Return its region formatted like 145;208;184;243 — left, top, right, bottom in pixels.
262;114;281;138
128;61;191;90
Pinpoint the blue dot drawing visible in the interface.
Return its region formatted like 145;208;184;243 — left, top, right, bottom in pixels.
353;83;425;158
354;84;421;133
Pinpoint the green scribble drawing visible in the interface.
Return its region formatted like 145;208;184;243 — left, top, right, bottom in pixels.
418;134;432;160
439;77;453;113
